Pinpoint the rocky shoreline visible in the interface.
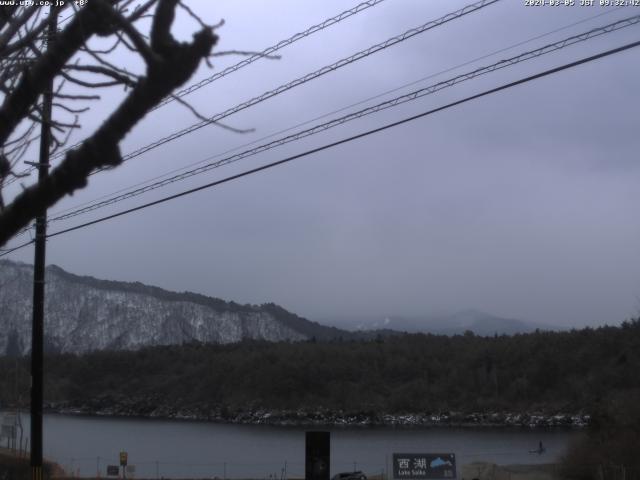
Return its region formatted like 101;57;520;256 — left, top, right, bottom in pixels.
43;396;590;428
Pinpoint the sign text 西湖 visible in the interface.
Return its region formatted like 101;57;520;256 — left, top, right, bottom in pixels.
392;453;456;479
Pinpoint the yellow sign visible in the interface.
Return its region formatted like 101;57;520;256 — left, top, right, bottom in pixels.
119;451;128;466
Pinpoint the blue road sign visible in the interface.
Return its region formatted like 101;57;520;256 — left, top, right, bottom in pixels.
392;453;456;479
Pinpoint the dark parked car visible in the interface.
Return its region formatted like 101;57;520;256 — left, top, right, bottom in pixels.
332;472;367;480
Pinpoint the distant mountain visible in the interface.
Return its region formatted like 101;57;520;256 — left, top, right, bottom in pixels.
320;309;558;336
0;260;350;355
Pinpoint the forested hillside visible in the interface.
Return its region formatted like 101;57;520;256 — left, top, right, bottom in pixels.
2;320;638;422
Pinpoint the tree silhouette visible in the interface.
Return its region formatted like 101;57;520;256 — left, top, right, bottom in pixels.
0;0;219;246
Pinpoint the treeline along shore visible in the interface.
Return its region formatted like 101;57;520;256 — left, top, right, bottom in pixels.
1;320;639;427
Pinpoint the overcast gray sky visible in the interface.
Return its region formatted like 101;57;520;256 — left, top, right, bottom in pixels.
4;0;640;328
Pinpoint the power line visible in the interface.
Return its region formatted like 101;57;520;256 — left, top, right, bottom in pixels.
119;0;500;163
35;39;640;245
2;0;502;242
49;0;500;170
324;4;625;120
5;0;391;184
42;5;628;222
2;34;638;259
153;0;390;110
41;14;640;226
0;240;35;258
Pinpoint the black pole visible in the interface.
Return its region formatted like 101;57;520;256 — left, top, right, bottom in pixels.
305;431;330;480
30;7;56;480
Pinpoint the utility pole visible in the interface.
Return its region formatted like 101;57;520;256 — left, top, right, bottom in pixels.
30;6;56;480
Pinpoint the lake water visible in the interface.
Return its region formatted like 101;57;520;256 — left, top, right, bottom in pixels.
7;413;581;479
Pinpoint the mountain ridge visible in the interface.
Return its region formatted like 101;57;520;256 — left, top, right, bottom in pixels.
1;259;554;357
0;259;350;355
319;309;558;336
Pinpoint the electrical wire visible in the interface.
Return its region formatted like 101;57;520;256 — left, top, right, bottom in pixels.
0;239;35;258
48;0;500;168
153;0;390;110
40;13;640;227
3;0;391;184
42;5;628;222
28;39;639;247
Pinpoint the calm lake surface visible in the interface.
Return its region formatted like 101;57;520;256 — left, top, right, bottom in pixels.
11;414;581;478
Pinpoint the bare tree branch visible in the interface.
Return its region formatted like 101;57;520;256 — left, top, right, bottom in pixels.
0;0;218;246
211;50;281;59
81;36;121;55
0;6;38;55
52;102;91;114
170;94;255;134
103;4;160;65
177;1;211;30
53;92;101;100
0;12;48;57
127;0;158;23
60;69;128;88
0;0;118;145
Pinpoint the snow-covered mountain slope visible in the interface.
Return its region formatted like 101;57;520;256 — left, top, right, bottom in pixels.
0;260;344;355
